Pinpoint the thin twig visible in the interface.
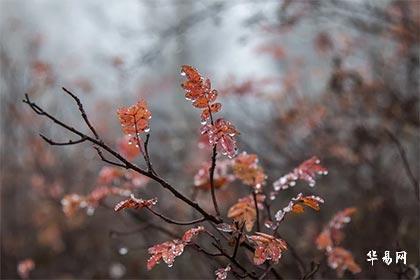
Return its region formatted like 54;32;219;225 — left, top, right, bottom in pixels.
212;242;258;279
94;146;127;168
252;191;261;232
144;133;157;175
232;223;245;259
302;261;320;280
23;93;221;224
39;134;87;146
385;129;419;201
208;106;221;217
146;207;206;225
62;87;99;139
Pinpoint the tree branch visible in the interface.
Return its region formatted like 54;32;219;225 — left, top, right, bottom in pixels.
62;87;99;139
208;106;221;218
252;191;261;232
146;207;206;225
385;129;419;201
23;93;221;224
39;134;87;146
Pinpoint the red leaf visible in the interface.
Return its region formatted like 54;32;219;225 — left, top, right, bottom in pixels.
181;65;223;123
327;247;361;277
215;265;231;280
114;194;157;212
201;118;239;158
248;232;287;265
17;259;35;279
117;135;140;160
182;226;204;243
147;240;185;270
271;156;327;200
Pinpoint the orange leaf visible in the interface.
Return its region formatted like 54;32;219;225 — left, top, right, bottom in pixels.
117;100;151;136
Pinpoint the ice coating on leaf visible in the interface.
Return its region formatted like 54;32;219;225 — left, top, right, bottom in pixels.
271;156;327;200
201;118;239;159
248;232;288;265
327;247;361;277
180;65;223;123
215;265;231;280
316;207;357;251
147;226;206;270
114;194;157;212
315;208;360;277
182;226;204;243
147;240;185;270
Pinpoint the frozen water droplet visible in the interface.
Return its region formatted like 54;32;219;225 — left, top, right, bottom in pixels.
167;263;173;268
309;182;315;187
180;71;186;77
200;120;207;125
118;247;128;255
128;141;132;145
323;171;328;175
289;181;296;186
135;144;139;148
86;207;95;216
144;127;150;133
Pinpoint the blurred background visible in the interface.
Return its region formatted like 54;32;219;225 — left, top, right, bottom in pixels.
1;0;419;279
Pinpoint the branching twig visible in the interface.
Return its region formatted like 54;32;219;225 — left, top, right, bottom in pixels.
208;107;221;218
23;93;221;224
232;223;245;259
94;146;127;168
62;87;99;139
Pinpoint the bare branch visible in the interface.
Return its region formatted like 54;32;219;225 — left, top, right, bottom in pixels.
146;207;206;226
39;134;87;146
385;129;419;201
208;106;221;218
23;92;221;224
94;146;127;168
252;191;261;232
62;87;99;139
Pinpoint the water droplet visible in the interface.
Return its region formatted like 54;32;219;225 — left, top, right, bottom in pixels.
323;171;328;175
289;181;296;186
144;127;150;133
167;263;173;268
180;71;186;77
118;247;128;255
86;207;95;216
309;182;315;187
200;120;207;125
